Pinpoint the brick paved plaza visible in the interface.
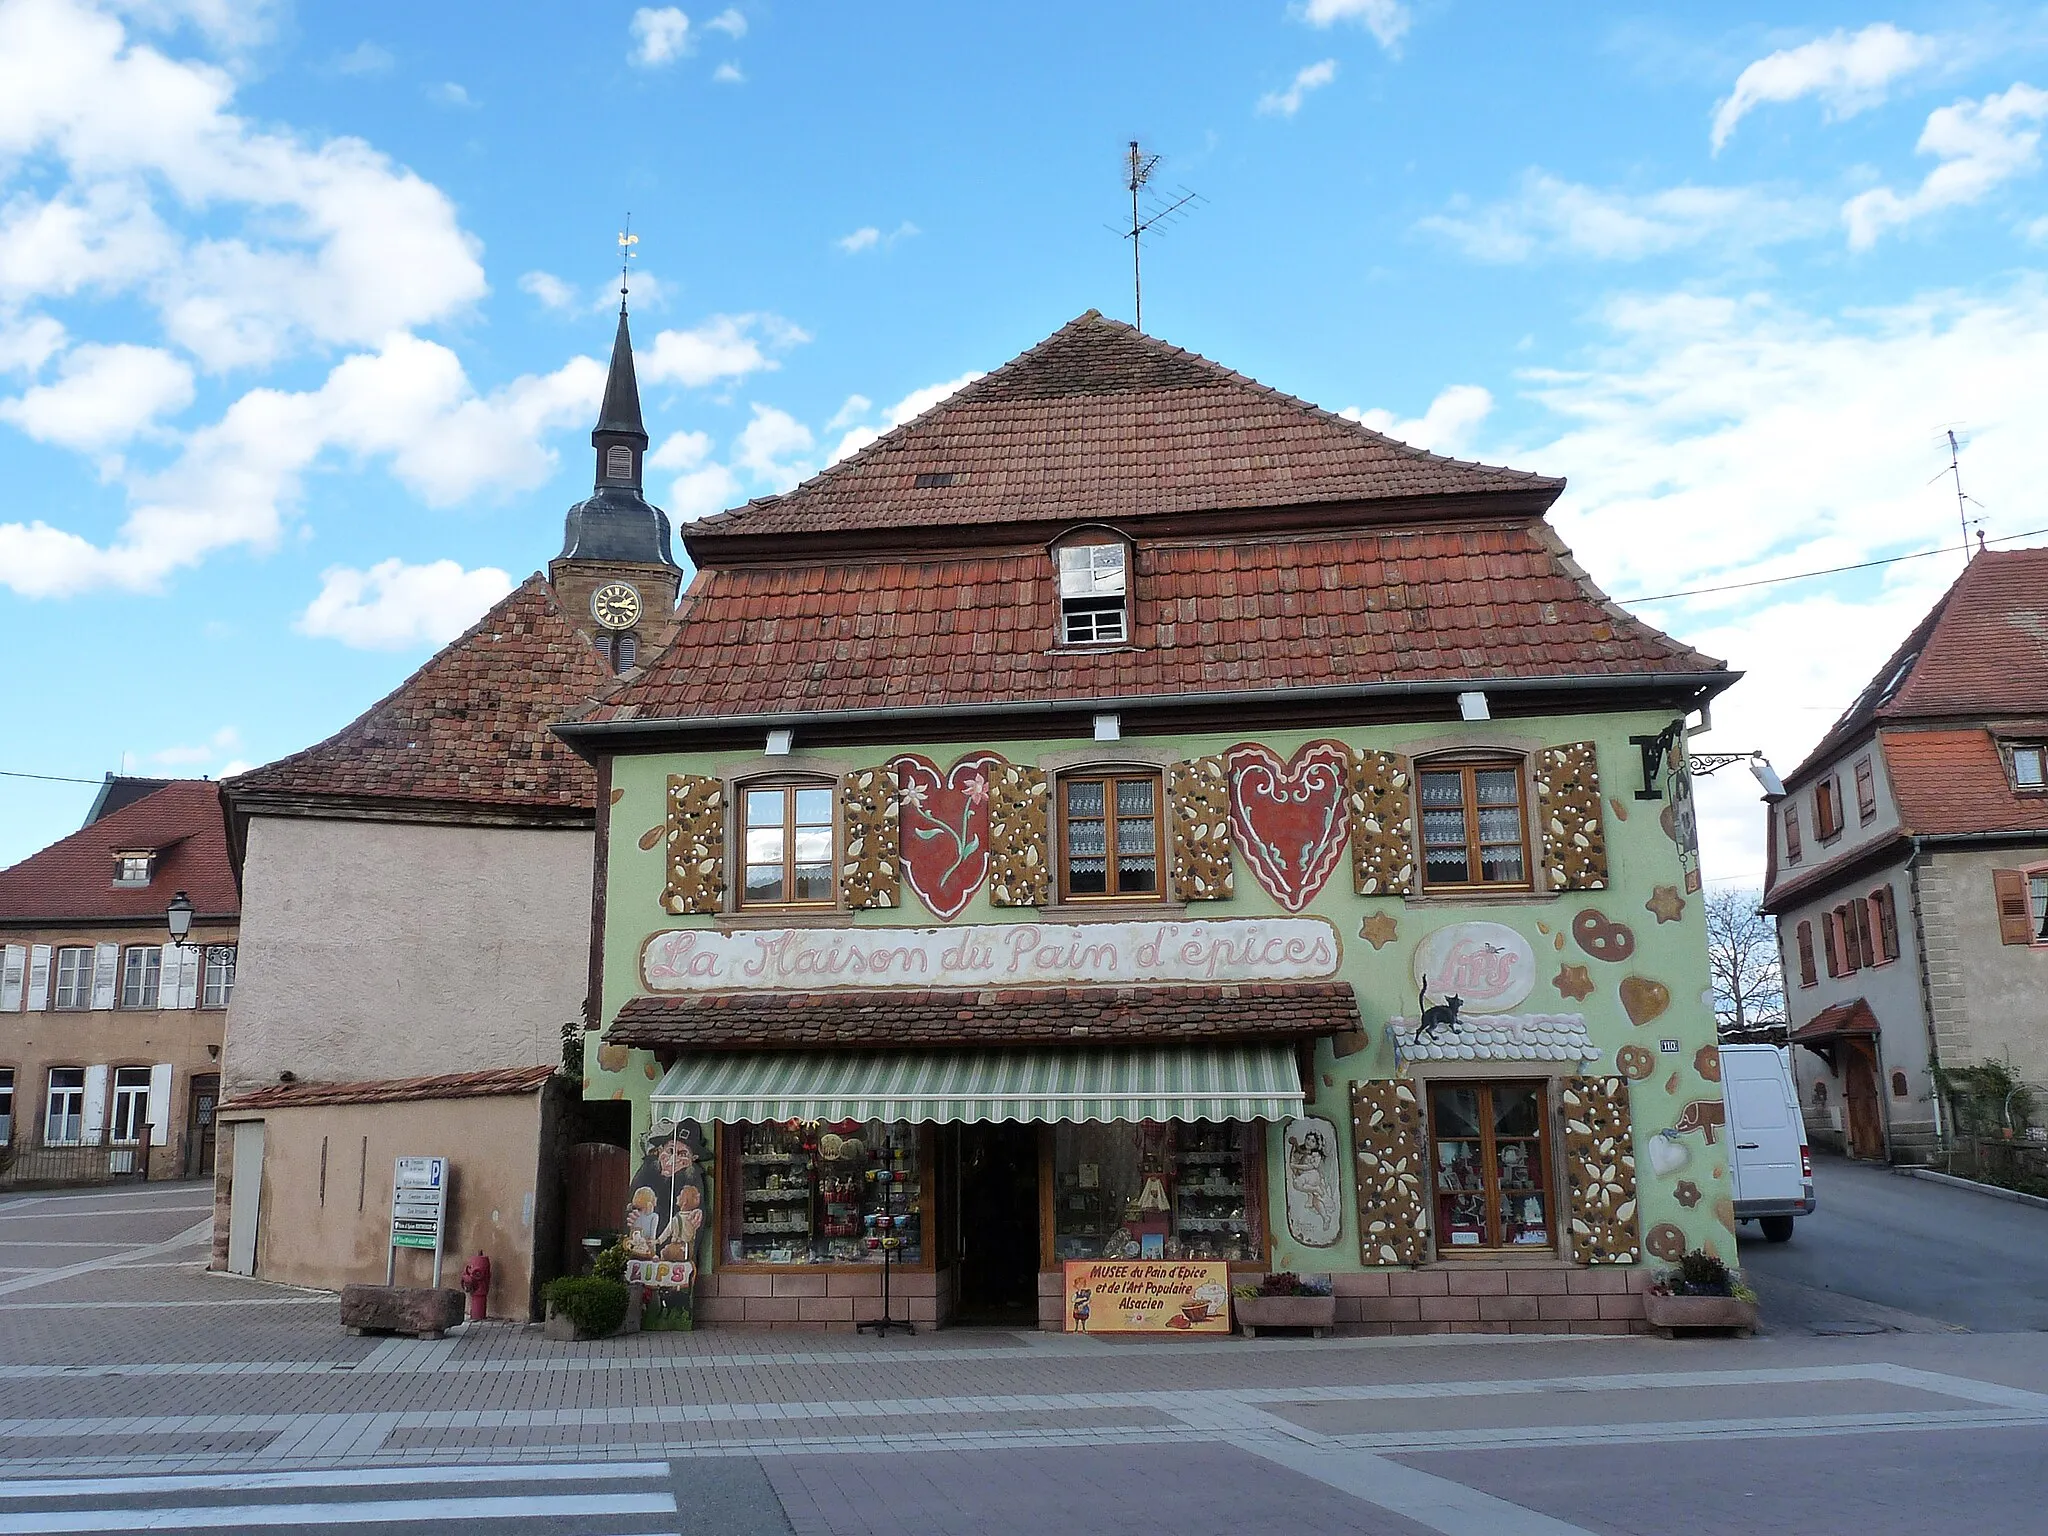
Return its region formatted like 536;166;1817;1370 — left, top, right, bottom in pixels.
3;1180;2046;1533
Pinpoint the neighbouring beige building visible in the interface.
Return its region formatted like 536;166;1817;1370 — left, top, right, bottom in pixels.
0;777;238;1184
212;303;686;1315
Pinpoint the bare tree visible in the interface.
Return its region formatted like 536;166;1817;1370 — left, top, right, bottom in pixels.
1704;888;1786;1041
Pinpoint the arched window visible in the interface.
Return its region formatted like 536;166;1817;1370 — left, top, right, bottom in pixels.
1052;530;1129;646
605;444;634;481
1416;755;1532;892
1057;769;1161;900
737;780;836;908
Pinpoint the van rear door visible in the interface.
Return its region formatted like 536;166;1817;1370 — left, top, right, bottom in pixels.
1722;1045;1804;1210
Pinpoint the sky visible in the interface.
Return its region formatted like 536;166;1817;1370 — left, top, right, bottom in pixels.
4;0;2047;890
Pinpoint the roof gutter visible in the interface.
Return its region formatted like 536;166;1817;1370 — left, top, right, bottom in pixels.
554;669;1739;750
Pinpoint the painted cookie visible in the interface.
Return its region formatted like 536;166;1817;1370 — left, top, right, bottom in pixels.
1615;1044;1656;1081
1620;976;1670;1026
1573;909;1636;962
1646;1222;1687;1262
1694;1045;1722;1083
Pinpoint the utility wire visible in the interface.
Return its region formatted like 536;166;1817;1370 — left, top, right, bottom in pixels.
1619;524;2048;606
0;768;103;786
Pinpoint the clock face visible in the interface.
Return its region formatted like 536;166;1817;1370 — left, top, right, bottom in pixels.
591;581;642;631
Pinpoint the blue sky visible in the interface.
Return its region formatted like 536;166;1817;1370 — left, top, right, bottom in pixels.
5;1;2048;884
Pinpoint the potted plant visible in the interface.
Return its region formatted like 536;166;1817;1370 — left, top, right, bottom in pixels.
1232;1272;1337;1338
1642;1249;1758;1337
541;1275;631;1341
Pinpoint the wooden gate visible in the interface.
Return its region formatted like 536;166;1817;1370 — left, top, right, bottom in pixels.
561;1142;629;1274
1842;1039;1886;1160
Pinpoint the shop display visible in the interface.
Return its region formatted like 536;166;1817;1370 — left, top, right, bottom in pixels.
729;1120;922;1265
1430;1083;1552;1251
1053;1121;1261;1264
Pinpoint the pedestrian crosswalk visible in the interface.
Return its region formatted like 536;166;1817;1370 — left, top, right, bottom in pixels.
0;1460;680;1532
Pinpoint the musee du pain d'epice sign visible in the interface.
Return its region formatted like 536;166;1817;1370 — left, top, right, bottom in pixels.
554;310;1743;1333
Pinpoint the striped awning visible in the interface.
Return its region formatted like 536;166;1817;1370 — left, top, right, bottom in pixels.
650;1045;1304;1125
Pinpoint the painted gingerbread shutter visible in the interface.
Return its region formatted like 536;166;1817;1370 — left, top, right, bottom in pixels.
1348;749;1415;896
1535;742;1609;892
1168;756;1234;901
839;767;901;910
660;774;727;915
1350;1078;1428;1267
1560;1075;1641;1265
986;764;1051;907
1993;869;2037;945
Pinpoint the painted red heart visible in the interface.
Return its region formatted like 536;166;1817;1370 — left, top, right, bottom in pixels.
1225;741;1352;914
890;751;1006;920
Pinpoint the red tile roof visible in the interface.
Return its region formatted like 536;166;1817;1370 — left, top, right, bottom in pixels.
609;983;1359;1051
580;523;1721;723
221;1064;557;1112
1791;547;2048;785
0;779;237;923
1881;728;2048;837
227;575;609;815
684;312;1561;551
1791;998;1880;1044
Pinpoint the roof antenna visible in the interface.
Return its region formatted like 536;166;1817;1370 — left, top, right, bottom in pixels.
1114;141;1203;333
1935;428;1983;562
617;214;638;311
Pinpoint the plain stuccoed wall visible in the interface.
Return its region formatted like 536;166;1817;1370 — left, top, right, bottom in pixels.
225;816;592;1094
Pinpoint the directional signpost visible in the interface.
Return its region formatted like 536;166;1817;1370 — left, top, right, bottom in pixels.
387;1155;449;1286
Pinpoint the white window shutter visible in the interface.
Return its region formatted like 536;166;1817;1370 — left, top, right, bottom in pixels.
0;946;23;1012
90;944;118;1010
175;946;200;1009
147;1064;174;1146
82;1065;109;1146
26;945;50;1011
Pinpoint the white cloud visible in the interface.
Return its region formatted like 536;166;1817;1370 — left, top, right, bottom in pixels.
629;6;690;67
646;427;713;471
1299;0;1408;53
705;7;744;38
1843;84;2048;248
427;80;475;109
733;403;812;487
1259;59;1337;118
835;221;919;255
1340;384;1493;457
298;558;514;651
0;181;179;304
0;340;192;448
1712;24;1936;152
111;0;277;52
0;0;487;371
669;462;743;521
638;312;807;387
713;61;743;84
1422;170;1831;262
0;314;66;374
151;724;239;766
827;371;981;463
331;40;392;76
519;270;578;311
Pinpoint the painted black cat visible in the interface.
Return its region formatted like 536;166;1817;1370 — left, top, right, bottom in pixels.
1415;984;1463;1043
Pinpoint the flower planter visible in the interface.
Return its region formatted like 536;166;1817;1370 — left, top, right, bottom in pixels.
1232;1294;1338;1338
1642;1292;1757;1338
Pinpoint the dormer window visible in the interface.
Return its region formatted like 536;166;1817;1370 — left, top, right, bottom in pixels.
1055;534;1128;645
2009;743;2046;791
605;444;634;481
113;852;154;887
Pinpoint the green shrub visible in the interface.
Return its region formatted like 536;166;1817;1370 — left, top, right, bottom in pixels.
543;1276;629;1337
589;1241;629;1284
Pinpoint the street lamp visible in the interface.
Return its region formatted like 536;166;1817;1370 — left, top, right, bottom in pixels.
166;890;195;949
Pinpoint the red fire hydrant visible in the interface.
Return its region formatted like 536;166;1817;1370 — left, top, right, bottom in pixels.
458;1252;491;1322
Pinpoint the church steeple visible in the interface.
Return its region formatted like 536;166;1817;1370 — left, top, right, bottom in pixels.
592;302;648;462
556;299;676;568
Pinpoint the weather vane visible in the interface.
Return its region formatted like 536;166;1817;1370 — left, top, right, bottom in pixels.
618;214;639;307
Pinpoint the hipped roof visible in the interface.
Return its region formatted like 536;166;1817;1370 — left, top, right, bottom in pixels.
0;779;237;923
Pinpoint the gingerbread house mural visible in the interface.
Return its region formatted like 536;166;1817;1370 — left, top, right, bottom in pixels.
557;313;1739;1334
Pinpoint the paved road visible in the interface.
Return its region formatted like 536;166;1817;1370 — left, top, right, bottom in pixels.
1740;1154;2048;1335
2;1180;2046;1534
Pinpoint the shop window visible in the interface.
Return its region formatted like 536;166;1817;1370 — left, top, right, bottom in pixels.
1418;758;1531;891
1795;921;1818;988
1059;773;1161;900
1052;1121;1263;1263
738;783;836;907
1854;757;1877;822
202;945;237;1009
1430;1081;1554;1253
1782;805;1802;865
722;1121;924;1266
53;947;93;1010
44;1067;85;1147
119;946;161;1010
1054;534;1128;646
1815;776;1843;840
109;1067;152;1144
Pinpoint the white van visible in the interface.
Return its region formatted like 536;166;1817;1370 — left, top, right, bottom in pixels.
1721;1044;1816;1242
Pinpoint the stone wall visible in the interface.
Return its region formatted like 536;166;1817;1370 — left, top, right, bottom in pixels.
696;1265;954;1331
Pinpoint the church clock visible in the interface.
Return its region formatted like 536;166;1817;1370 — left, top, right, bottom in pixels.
591;581;643;631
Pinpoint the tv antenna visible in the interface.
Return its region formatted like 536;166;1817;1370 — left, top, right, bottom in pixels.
1930;428;1984;562
1113;141;1203;333
618;214;639;308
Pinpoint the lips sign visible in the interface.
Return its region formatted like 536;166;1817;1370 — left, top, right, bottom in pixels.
1224;741;1352;913
890;751;1007;920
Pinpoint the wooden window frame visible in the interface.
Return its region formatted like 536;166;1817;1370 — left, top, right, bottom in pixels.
1053;533;1130;650
1854;757;1877;823
1851;899;1876;971
2006;744;2046;793
1815;777;1843;841
1822;913;1841;977
1427;1079;1556;1256
1796;921;1818;988
1416;757;1535;894
51;947;93;1011
1782;805;1803;865
1869;887;1899;965
1056;771;1165;903
200;945;236;1011
735;780;838;911
118;945;161;1011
